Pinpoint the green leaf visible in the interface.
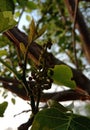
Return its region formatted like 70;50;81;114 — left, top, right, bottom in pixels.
26;1;37;9
2;91;8;99
0;101;8;117
0;50;8;56
16;0;27;7
20;42;26;54
0;11;17;33
49;65;76;89
26;15;31;21
31;108;90;130
11;98;16;105
0;0;15;13
36;25;47;38
28;19;36;43
14;11;21;18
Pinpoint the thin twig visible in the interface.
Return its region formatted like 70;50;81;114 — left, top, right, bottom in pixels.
72;0;79;69
22;36;36;114
14;109;30;117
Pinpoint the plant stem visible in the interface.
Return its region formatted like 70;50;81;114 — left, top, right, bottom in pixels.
22;42;36;114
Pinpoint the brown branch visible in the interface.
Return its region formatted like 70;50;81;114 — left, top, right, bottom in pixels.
3;27;90;97
18;116;34;130
64;0;90;62
1;76;90;101
2;81;90;102
2;82;27;100
3;28;41;65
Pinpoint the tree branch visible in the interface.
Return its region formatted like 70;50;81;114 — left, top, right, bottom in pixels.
0;26;89;102
64;0;90;62
3;27;90;94
2;81;90;102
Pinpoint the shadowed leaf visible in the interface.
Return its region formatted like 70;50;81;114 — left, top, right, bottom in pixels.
31;108;90;130
0;101;8;117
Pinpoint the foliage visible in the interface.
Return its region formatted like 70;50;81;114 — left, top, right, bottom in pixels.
0;0;90;129
31;100;90;130
31;107;90;130
48;65;76;89
0;101;8;117
0;11;17;32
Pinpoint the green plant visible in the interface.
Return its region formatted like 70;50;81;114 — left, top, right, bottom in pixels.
0;0;90;130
